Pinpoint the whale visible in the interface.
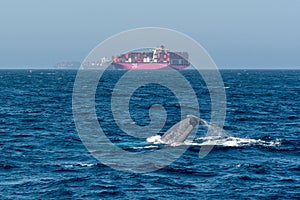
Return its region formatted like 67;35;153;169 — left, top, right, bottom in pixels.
161;115;206;144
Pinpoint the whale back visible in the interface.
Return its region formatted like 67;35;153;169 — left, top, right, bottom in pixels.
161;116;200;144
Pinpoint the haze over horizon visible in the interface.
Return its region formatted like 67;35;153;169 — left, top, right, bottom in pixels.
0;0;299;69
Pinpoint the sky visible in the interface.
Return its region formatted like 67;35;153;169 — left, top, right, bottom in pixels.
0;0;299;69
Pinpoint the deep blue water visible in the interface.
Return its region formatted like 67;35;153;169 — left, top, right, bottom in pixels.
0;69;299;199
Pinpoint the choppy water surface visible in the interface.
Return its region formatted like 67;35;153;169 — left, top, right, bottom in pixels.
0;69;299;199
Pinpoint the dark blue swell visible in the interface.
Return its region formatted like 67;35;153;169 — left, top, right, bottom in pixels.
0;69;299;199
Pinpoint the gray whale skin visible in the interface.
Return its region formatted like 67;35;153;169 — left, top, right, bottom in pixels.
160;115;205;144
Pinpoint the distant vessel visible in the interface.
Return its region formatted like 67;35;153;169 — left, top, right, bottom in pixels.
53;61;80;69
80;46;190;70
112;46;189;70
81;57;111;70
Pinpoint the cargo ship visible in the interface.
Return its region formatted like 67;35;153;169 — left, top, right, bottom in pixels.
112;46;190;70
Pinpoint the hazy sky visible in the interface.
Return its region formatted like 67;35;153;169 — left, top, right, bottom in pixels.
0;0;299;69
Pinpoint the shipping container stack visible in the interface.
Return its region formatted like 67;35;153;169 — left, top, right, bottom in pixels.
155;48;170;63
113;47;174;64
169;52;189;66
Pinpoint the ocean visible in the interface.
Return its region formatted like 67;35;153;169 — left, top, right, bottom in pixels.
0;69;299;199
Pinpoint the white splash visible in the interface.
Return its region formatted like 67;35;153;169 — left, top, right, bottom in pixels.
191;136;281;147
146;135;281;148
76;163;95;167
146;135;163;144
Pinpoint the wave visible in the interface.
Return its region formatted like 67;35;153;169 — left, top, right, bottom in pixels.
145;135;280;148
76;163;96;167
188;136;281;147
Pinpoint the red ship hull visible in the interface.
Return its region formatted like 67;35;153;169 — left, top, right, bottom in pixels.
170;65;189;70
